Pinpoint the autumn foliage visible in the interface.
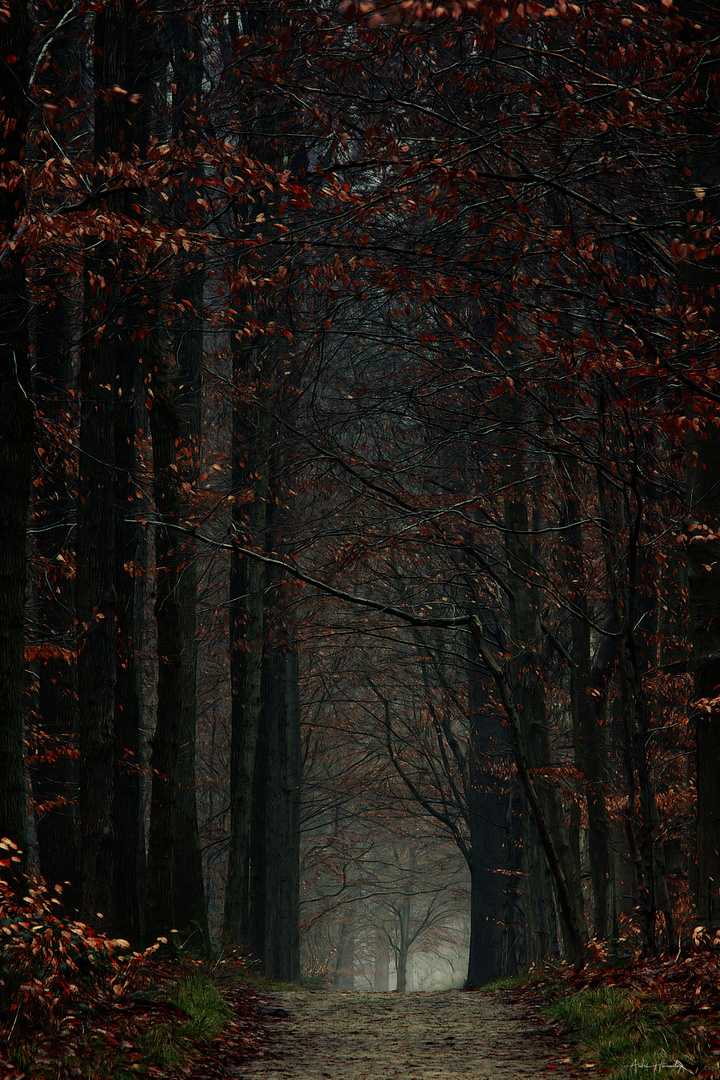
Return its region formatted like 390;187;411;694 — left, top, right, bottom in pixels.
0;0;719;1026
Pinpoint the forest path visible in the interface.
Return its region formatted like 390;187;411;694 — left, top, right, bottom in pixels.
235;988;579;1080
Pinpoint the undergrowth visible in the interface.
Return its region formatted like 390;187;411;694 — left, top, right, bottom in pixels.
547;985;701;1080
211;954;302;993
539;947;720;1080
0;842;236;1078
140;973;233;1070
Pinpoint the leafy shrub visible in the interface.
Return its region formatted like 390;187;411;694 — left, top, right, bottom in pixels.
301;971;329;990
0;838;162;1035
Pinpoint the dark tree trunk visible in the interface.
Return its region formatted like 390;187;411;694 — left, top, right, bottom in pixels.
263;640;302;982
395;891;411;993
374;935;390;990
501;479;587;965
465;651;512;986
675;2;720;932
0;0;32;867
28;4;81;908
30;283;80;908
77;0;148;931
558;481;614;941
222;332;271;952
109;0;158;947
144;5;208;947
166;1;208;951
77;267;117;925
144;343;198;942
688;426;720;929
113;349;145;943
248;698;269;963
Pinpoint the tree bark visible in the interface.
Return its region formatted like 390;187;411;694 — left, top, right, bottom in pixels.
374;934;390;990
395;888;412;993
263;639;302;982
144;4;208;947
144;339;201;942
470;615;588;969
28;4;81;909
687;428;720;929
222;329;272;952
674;1;720;932
0;0;32;868
78;0;150;930
498;440;587;965
465;650;512;986
113;346;145;943
110;0;159;947
166;0;208;951
558;479;614;940
30;281;79;906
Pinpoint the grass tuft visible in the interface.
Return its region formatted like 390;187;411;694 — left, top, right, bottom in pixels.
210;956;302;992
547;985;702;1080
479;972;541;992
141;972;232;1069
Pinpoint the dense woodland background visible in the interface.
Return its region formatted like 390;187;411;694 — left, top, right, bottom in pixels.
1;0;719;991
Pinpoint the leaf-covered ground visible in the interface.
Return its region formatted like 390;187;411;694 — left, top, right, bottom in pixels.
226;986;582;1080
0;941;281;1080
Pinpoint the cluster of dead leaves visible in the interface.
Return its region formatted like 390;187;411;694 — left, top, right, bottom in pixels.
0;961;277;1080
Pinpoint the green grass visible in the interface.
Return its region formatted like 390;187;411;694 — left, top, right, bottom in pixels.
479;976;546;989
210;956;302;992
301;971;329;990
235;970;301;992
479;972;540;992
140;972;233;1069
547;985;703;1080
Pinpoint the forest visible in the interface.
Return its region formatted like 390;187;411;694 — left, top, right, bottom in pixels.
0;0;719;1001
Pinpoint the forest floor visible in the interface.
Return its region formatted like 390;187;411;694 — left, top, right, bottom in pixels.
7;944;720;1079
228;987;581;1080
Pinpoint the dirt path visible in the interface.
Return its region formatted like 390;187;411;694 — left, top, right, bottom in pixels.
235;989;579;1080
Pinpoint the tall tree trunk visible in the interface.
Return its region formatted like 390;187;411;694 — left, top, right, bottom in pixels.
558;476;614;940
77;273;117;926
687;430;720;928
77;0;136;925
248;695;269;964
110;0;158;947
675;2;720;932
374;935;390;991
597;459;677;953
395;891;411;993
167;2;208;950
470;615;588;968
144;5;208;947
0;0;32;867
465;648;512;986
144;342;200;942
263;637;302;982
499;449;587;965
30;282;79;907
222;332;272;952
78;0;149;931
28;3;81;908
521;804;559;966
113;347;144;943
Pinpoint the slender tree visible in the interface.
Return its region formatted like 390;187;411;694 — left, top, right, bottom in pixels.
0;0;32;866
